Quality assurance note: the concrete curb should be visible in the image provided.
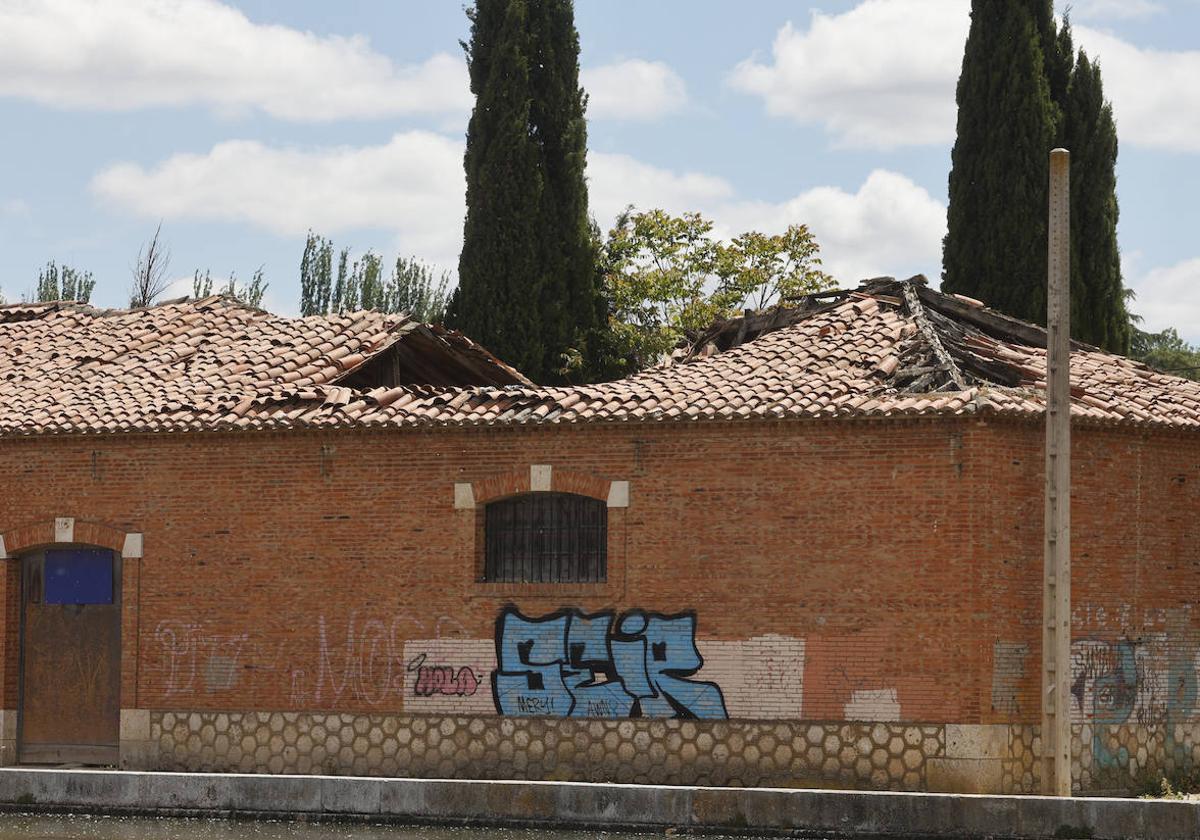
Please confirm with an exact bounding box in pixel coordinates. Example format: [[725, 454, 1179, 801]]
[[0, 768, 1196, 838]]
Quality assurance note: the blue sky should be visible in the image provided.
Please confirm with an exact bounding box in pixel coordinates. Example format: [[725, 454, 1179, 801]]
[[1, 0, 1198, 339]]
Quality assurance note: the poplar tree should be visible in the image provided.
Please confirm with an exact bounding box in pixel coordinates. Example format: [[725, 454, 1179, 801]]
[[1064, 49, 1128, 352], [36, 261, 95, 303], [942, 0, 1057, 325], [449, 0, 602, 383]]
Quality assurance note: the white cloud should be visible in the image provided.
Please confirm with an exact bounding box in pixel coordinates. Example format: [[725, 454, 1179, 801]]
[[588, 153, 734, 223], [730, 0, 1200, 155], [0, 199, 30, 220], [721, 170, 946, 283], [728, 0, 969, 148], [91, 133, 467, 270], [0, 0, 469, 121], [1069, 0, 1163, 21], [1073, 25, 1200, 153], [582, 59, 687, 121], [93, 131, 942, 289], [1127, 257, 1200, 341]]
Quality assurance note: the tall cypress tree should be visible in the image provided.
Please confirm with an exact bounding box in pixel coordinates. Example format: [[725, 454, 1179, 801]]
[[526, 0, 603, 381], [449, 0, 602, 383], [1064, 49, 1128, 352], [943, 0, 1058, 325], [450, 0, 546, 379], [944, 3, 1129, 353]]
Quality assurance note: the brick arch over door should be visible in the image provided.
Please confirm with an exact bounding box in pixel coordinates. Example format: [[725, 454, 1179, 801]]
[[0, 517, 141, 559], [470, 466, 613, 506]]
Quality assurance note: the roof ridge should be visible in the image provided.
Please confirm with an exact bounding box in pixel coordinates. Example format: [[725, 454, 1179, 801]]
[[901, 280, 966, 390]]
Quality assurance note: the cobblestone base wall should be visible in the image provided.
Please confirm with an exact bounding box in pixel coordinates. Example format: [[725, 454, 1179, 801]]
[[146, 712, 945, 790], [965, 723, 1200, 795], [141, 713, 1200, 795], [1074, 722, 1200, 794]]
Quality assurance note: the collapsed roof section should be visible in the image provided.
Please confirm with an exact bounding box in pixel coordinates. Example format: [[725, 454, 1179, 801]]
[[1, 279, 1198, 436], [0, 295, 528, 436]]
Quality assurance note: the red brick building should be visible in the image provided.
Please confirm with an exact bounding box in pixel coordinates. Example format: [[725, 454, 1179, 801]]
[[1, 278, 1196, 794]]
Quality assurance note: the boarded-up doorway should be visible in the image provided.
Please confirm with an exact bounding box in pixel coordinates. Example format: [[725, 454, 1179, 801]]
[[19, 548, 121, 764]]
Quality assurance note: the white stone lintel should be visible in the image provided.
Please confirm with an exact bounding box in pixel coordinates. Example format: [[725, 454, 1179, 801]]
[[453, 482, 476, 510], [607, 480, 630, 508], [54, 517, 74, 543], [530, 464, 552, 492], [122, 533, 144, 559]]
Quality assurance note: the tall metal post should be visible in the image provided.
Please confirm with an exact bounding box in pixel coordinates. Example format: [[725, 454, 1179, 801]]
[[1042, 148, 1072, 797]]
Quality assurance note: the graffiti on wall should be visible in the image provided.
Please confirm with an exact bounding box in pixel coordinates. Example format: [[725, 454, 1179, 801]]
[[493, 607, 728, 719], [155, 621, 250, 697], [1071, 635, 1200, 769], [401, 638, 497, 714], [407, 653, 481, 697], [154, 612, 471, 706]]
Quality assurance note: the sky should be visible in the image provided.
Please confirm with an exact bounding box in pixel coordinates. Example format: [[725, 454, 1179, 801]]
[[1, 0, 1198, 340]]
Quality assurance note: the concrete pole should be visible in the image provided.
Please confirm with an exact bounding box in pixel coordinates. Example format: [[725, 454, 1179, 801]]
[[1042, 148, 1072, 797]]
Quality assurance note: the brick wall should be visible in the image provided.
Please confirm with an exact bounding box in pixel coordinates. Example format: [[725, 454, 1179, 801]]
[[0, 417, 1196, 792]]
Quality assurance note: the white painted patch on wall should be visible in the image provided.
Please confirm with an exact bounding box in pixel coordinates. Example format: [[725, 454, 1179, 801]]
[[54, 517, 74, 543], [845, 688, 901, 722], [698, 634, 806, 720], [401, 638, 496, 715]]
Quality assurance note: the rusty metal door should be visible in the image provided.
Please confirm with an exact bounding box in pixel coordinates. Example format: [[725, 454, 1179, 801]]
[[19, 548, 121, 764]]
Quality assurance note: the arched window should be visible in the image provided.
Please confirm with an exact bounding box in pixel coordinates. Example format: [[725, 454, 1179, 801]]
[[484, 492, 607, 583]]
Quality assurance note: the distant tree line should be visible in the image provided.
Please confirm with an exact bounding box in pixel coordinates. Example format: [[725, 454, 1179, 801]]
[[299, 232, 450, 323]]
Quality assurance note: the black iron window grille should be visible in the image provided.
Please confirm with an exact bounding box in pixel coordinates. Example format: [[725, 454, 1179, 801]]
[[484, 492, 607, 583]]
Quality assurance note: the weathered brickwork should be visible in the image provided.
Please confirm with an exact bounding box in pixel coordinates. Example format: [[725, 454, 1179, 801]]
[[0, 418, 1197, 794]]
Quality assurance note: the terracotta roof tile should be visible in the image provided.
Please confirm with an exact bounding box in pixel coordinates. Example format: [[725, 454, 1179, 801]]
[[3, 279, 1199, 436]]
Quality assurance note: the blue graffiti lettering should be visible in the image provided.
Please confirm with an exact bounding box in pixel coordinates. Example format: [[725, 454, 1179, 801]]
[[492, 607, 727, 720]]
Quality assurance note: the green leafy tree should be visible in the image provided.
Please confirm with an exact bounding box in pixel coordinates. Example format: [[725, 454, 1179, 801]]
[[36, 260, 95, 302], [193, 267, 268, 308], [1064, 45, 1128, 352], [943, 0, 1058, 325], [1130, 327, 1200, 382], [449, 0, 603, 384], [593, 208, 834, 375]]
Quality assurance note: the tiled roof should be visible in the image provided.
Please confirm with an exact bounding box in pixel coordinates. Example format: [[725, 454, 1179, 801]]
[[0, 295, 527, 436], [3, 279, 1199, 436]]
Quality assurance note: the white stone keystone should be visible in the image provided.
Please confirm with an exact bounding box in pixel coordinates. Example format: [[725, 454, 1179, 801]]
[[0, 534, 6, 559], [530, 464, 552, 492], [54, 517, 74, 543]]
